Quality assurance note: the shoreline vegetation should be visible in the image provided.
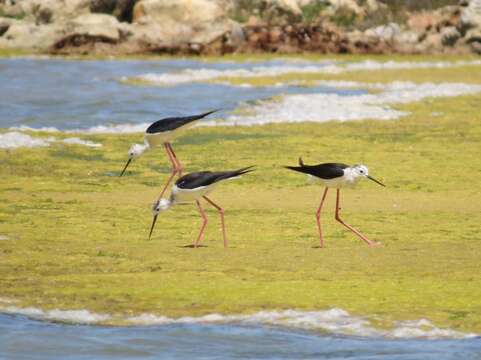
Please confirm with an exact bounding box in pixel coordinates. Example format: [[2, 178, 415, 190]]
[[1, 56, 481, 332]]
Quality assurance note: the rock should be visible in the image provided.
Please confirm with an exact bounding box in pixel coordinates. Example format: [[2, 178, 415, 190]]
[[465, 26, 481, 41], [133, 0, 225, 25], [346, 29, 364, 42], [268, 0, 303, 16], [469, 39, 481, 53], [364, 23, 400, 42], [0, 17, 18, 37], [90, 0, 137, 22], [230, 0, 305, 24], [66, 13, 122, 41], [394, 30, 419, 46], [0, 22, 64, 49], [441, 26, 461, 46], [51, 13, 128, 53], [89, 0, 117, 14], [464, 27, 481, 53], [129, 0, 241, 52], [418, 32, 443, 52], [0, 23, 8, 37], [365, 0, 383, 13], [461, 0, 481, 28], [17, 0, 91, 23], [0, 1, 26, 20], [325, 0, 365, 16], [407, 11, 442, 32]]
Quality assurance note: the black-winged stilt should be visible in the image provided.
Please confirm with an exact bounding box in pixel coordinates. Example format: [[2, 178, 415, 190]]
[[149, 166, 254, 248], [285, 158, 385, 248], [119, 110, 218, 198]]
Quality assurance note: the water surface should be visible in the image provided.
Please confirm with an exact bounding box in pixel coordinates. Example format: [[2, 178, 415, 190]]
[[0, 58, 361, 131], [1, 314, 480, 360]]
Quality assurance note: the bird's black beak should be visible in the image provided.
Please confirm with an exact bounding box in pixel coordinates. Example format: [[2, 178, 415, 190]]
[[119, 158, 132, 177], [149, 214, 158, 240], [367, 175, 385, 187]]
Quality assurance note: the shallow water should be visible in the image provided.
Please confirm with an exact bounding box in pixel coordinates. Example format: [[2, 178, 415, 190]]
[[1, 314, 480, 360], [0, 58, 362, 131], [2, 58, 481, 134]]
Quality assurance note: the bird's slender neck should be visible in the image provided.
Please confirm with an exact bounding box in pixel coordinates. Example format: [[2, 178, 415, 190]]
[[139, 141, 150, 153]]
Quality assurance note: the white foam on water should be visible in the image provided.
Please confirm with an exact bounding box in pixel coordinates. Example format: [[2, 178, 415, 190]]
[[8, 81, 481, 133], [60, 137, 102, 148], [0, 131, 102, 149], [124, 63, 335, 86], [0, 131, 50, 149], [9, 125, 61, 133], [391, 319, 477, 339], [224, 82, 481, 126], [127, 309, 476, 339], [0, 304, 476, 339], [126, 60, 481, 86], [1, 306, 110, 324], [10, 123, 150, 135], [75, 123, 150, 134]]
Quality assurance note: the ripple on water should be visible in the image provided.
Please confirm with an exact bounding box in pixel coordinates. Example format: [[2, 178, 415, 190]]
[[0, 303, 477, 340], [3, 58, 481, 133], [0, 312, 480, 360]]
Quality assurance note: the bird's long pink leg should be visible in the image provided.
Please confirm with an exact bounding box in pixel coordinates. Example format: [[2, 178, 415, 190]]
[[195, 200, 208, 248], [316, 187, 329, 248], [156, 143, 178, 202], [167, 143, 183, 177], [334, 189, 380, 247], [203, 196, 227, 248]]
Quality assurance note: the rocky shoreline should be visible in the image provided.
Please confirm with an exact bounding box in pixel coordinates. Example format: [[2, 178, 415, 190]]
[[1, 0, 481, 56]]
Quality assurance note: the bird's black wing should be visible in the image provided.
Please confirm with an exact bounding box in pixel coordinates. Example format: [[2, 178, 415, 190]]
[[146, 110, 218, 134], [175, 167, 254, 189], [285, 161, 348, 180]]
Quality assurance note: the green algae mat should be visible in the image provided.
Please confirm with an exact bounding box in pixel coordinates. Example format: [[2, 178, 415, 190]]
[[1, 60, 481, 332]]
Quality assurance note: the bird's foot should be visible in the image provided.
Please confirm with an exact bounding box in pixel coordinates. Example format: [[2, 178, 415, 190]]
[[368, 241, 382, 248]]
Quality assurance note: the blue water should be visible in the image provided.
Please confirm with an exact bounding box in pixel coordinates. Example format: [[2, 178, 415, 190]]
[[0, 314, 480, 360], [0, 58, 363, 131]]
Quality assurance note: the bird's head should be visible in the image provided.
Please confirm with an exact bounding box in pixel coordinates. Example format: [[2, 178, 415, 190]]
[[148, 198, 172, 240], [120, 143, 148, 177], [352, 164, 385, 187], [128, 143, 147, 159]]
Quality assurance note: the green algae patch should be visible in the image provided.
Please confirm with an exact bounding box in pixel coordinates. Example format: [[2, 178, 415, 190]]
[[0, 48, 34, 58], [218, 61, 481, 87], [1, 78, 481, 333]]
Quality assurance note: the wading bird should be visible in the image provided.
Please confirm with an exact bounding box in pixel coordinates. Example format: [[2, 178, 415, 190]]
[[285, 158, 385, 248], [120, 110, 218, 199], [149, 167, 254, 248]]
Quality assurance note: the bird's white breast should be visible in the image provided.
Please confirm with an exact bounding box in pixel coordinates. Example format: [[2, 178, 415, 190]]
[[311, 168, 360, 188], [171, 184, 216, 203], [145, 131, 173, 147], [144, 123, 196, 148]]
